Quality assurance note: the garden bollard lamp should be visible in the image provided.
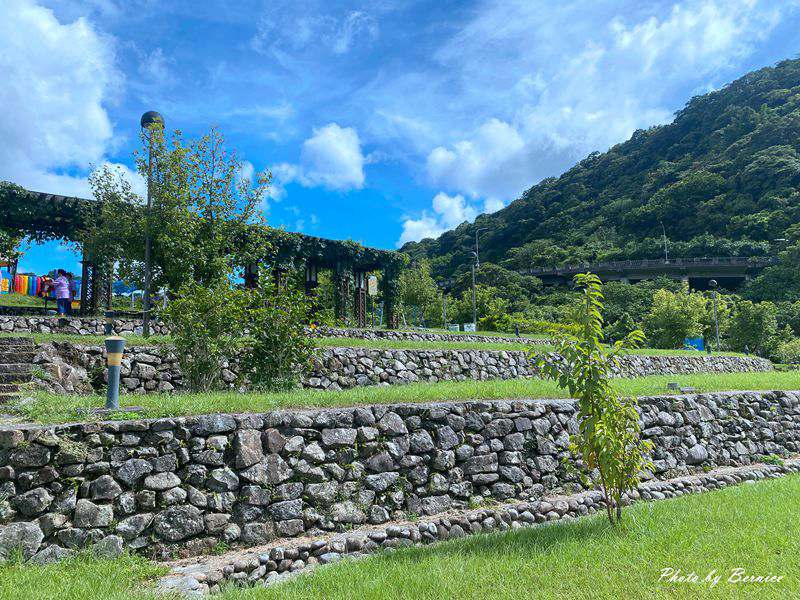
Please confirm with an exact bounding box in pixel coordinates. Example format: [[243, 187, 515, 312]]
[[104, 310, 115, 336], [105, 336, 126, 410]]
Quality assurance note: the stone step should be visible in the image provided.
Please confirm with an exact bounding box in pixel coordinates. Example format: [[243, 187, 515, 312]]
[[0, 372, 33, 384], [0, 350, 36, 363], [156, 459, 800, 596], [0, 337, 35, 348], [0, 363, 33, 373], [0, 383, 21, 393]]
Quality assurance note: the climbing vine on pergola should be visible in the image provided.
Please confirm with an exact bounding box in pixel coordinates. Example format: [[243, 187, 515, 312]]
[[0, 181, 407, 326]]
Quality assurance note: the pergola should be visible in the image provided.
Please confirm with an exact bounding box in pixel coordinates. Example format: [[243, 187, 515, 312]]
[[0, 182, 405, 327]]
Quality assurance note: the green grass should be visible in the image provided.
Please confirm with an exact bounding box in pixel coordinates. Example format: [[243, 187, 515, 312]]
[[1, 473, 798, 599], [0, 292, 140, 311], [0, 552, 165, 600], [12, 370, 800, 424], [0, 293, 47, 308]]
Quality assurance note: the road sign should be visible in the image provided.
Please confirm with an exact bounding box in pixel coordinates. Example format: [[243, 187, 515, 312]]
[[368, 275, 378, 296]]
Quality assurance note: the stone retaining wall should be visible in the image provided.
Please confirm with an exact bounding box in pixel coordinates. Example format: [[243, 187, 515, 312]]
[[308, 326, 541, 345], [0, 316, 170, 337], [32, 342, 773, 395], [0, 390, 798, 562], [0, 315, 537, 344], [159, 460, 800, 595]]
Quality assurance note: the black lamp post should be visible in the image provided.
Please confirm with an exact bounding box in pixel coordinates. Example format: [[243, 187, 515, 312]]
[[471, 251, 478, 329], [140, 111, 164, 338], [709, 279, 720, 352]]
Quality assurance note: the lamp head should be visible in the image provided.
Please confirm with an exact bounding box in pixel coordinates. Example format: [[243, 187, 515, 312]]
[[140, 111, 165, 129], [709, 279, 718, 289]]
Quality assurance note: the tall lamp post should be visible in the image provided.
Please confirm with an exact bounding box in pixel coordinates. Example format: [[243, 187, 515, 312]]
[[709, 279, 720, 352], [471, 251, 478, 329], [140, 111, 165, 338]]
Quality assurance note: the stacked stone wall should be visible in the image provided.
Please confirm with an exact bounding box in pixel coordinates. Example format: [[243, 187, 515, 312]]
[[0, 390, 797, 561], [30, 342, 773, 395]]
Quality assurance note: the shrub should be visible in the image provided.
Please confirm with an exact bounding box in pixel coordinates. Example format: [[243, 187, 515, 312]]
[[774, 337, 800, 364], [243, 280, 317, 391], [534, 273, 653, 526], [162, 280, 249, 392]]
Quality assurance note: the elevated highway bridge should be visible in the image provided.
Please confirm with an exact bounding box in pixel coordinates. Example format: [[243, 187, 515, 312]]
[[520, 256, 776, 290]]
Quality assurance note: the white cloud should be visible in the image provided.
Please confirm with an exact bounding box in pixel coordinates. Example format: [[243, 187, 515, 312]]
[[431, 192, 477, 229], [138, 47, 171, 82], [270, 123, 366, 198], [397, 213, 444, 247], [0, 0, 119, 196], [251, 9, 378, 56], [332, 11, 378, 55], [237, 160, 255, 185], [397, 192, 477, 246]]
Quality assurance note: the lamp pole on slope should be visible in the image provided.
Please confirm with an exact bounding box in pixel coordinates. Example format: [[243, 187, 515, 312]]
[[140, 111, 165, 338]]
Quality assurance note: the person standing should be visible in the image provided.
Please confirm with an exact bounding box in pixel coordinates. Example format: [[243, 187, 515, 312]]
[[53, 269, 71, 316]]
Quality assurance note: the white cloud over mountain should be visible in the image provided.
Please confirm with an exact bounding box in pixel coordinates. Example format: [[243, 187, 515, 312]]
[[395, 0, 797, 244], [397, 192, 476, 247]]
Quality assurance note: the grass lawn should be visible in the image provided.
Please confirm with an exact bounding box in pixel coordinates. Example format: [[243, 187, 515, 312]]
[[0, 292, 140, 311], [1, 472, 798, 599], [13, 370, 800, 424]]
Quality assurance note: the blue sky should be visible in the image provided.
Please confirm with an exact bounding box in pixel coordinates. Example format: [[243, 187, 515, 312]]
[[3, 0, 800, 275]]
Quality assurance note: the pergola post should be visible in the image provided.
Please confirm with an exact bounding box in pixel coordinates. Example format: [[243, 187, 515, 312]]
[[333, 262, 354, 323], [79, 255, 90, 316], [354, 270, 367, 328], [244, 263, 259, 289]]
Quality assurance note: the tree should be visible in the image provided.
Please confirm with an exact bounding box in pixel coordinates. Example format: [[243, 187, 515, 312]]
[[0, 229, 23, 265], [534, 273, 652, 526], [644, 287, 708, 348], [727, 300, 778, 355], [80, 126, 272, 295], [399, 259, 439, 326]]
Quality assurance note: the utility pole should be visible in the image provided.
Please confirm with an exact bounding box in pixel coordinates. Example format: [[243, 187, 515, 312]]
[[659, 219, 669, 264], [475, 227, 488, 267], [709, 279, 720, 352], [140, 111, 164, 338]]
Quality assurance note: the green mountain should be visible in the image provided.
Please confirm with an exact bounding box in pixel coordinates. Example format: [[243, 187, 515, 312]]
[[402, 59, 800, 285]]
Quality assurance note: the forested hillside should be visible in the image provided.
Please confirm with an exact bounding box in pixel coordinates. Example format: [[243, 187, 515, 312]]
[[402, 58, 800, 294]]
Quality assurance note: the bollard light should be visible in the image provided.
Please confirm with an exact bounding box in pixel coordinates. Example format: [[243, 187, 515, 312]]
[[104, 310, 115, 336], [105, 336, 126, 410]]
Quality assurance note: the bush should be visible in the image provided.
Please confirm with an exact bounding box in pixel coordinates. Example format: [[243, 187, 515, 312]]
[[243, 280, 316, 391], [774, 338, 800, 364], [162, 281, 249, 392]]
